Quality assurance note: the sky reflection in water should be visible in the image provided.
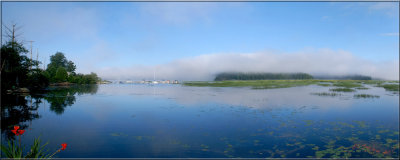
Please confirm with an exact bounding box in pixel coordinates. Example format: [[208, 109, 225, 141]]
[[1, 84, 399, 158]]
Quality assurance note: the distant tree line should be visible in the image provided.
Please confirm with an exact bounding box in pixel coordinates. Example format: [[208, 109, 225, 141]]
[[313, 75, 372, 80], [214, 72, 314, 81], [1, 24, 100, 92]]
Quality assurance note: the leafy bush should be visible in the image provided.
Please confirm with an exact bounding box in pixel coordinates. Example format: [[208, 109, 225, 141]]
[[68, 72, 100, 84], [26, 69, 50, 89], [55, 67, 68, 82]]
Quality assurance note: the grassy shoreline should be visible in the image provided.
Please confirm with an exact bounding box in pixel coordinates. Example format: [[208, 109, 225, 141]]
[[183, 80, 399, 91]]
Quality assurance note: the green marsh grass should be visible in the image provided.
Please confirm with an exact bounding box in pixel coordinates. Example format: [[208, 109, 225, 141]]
[[378, 84, 399, 92], [354, 94, 380, 99], [332, 81, 363, 88], [310, 92, 342, 97], [359, 80, 384, 85], [329, 88, 355, 92], [183, 80, 398, 92], [183, 80, 319, 89], [318, 83, 331, 87]]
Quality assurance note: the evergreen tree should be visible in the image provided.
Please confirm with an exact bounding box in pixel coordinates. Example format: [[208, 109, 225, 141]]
[[1, 25, 31, 91]]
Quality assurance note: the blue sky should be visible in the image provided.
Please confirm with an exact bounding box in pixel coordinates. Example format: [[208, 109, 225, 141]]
[[2, 2, 399, 80]]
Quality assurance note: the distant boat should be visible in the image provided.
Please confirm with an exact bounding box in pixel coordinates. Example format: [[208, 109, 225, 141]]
[[152, 67, 158, 84]]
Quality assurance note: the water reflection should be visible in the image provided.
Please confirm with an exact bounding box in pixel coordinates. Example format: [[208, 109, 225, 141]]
[[92, 84, 398, 158], [98, 84, 391, 108], [44, 85, 98, 114], [1, 85, 98, 139], [1, 84, 398, 158], [1, 94, 40, 140]]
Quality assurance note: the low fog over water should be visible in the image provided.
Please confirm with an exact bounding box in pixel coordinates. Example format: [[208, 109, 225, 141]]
[[98, 49, 399, 81]]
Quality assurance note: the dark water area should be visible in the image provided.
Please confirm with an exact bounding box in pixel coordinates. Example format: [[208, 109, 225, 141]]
[[1, 84, 399, 158]]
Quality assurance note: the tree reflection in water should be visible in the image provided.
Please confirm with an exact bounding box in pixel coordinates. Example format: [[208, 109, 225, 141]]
[[1, 84, 98, 140], [1, 94, 40, 140]]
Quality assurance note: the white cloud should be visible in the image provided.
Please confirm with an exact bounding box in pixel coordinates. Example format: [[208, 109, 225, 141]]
[[139, 2, 219, 26], [381, 32, 400, 36], [369, 2, 398, 10], [334, 2, 398, 17], [73, 40, 122, 74], [3, 6, 100, 43], [369, 2, 399, 16], [321, 16, 330, 21], [96, 49, 399, 81]]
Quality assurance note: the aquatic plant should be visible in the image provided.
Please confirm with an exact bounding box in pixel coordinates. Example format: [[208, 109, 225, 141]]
[[351, 144, 393, 157], [183, 80, 398, 92], [332, 82, 362, 88], [360, 80, 384, 85], [0, 125, 67, 159], [214, 72, 314, 81], [184, 80, 320, 89], [310, 92, 341, 97], [317, 83, 331, 87], [354, 94, 380, 99], [355, 87, 369, 90], [10, 126, 25, 149], [378, 84, 399, 92], [48, 143, 68, 158], [329, 88, 355, 92]]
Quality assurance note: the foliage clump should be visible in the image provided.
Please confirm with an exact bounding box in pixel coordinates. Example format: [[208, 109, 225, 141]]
[[329, 88, 355, 92], [354, 94, 380, 99], [55, 67, 68, 82], [311, 92, 341, 97], [378, 84, 399, 92], [46, 52, 99, 84], [1, 24, 101, 93]]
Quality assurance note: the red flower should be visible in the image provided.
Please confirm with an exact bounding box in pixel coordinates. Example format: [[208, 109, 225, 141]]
[[61, 143, 67, 150], [18, 130, 25, 135], [11, 126, 24, 136], [14, 126, 20, 130], [11, 129, 18, 135]]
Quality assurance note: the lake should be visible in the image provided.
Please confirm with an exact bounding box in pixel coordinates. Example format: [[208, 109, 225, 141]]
[[1, 83, 399, 158]]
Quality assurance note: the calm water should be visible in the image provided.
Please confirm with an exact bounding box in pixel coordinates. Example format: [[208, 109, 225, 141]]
[[1, 83, 399, 158]]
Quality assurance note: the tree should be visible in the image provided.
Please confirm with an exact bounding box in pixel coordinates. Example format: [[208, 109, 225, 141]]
[[66, 60, 76, 75], [49, 52, 67, 68], [46, 52, 76, 81], [86, 72, 100, 84], [26, 69, 50, 89], [1, 24, 31, 91], [68, 72, 100, 84], [55, 67, 68, 82]]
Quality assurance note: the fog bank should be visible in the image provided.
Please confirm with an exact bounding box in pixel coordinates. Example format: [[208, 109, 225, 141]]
[[97, 49, 399, 81]]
